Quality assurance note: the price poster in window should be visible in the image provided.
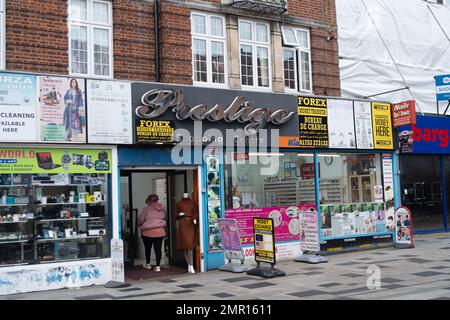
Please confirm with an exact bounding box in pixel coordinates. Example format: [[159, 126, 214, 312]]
[[297, 96, 328, 148]]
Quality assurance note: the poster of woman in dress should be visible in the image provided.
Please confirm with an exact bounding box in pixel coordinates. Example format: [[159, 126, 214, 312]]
[[39, 76, 86, 142]]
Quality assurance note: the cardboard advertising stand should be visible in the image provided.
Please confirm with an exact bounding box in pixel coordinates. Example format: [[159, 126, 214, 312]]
[[105, 239, 131, 288], [295, 205, 328, 264], [246, 218, 286, 278], [394, 206, 414, 249], [217, 218, 251, 273]]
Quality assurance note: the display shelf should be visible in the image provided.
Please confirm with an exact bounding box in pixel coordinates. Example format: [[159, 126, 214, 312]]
[[0, 204, 29, 207], [0, 239, 29, 244], [35, 236, 101, 242], [36, 201, 105, 206], [0, 262, 28, 268], [37, 217, 100, 222], [0, 185, 29, 188], [32, 184, 105, 187], [0, 220, 30, 224]]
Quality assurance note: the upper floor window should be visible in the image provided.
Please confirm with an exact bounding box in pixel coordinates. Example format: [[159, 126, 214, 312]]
[[239, 19, 271, 89], [68, 0, 113, 78], [191, 12, 227, 86], [0, 0, 4, 70], [282, 27, 312, 92]]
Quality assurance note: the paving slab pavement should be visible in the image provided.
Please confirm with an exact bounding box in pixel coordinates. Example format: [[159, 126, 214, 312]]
[[1, 233, 450, 300]]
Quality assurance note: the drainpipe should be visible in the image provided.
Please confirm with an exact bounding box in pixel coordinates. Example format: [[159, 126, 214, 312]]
[[154, 0, 160, 82]]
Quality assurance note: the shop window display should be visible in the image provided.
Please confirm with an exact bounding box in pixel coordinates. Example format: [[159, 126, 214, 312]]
[[225, 153, 315, 209], [318, 153, 389, 239], [0, 150, 111, 267], [224, 153, 315, 247]]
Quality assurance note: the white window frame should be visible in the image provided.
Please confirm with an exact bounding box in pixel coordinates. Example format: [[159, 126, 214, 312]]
[[191, 12, 228, 88], [283, 47, 298, 93], [282, 26, 313, 93], [0, 0, 5, 70], [68, 0, 113, 78], [238, 19, 272, 91]]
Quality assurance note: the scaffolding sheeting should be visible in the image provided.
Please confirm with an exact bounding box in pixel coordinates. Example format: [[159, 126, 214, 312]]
[[336, 0, 450, 114]]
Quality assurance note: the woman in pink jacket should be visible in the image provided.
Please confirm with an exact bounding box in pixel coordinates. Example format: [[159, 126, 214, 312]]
[[137, 194, 166, 272]]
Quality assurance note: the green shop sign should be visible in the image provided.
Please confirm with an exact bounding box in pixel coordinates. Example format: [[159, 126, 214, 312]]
[[0, 148, 112, 174]]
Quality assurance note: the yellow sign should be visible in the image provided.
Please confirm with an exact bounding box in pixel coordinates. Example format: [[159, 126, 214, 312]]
[[135, 119, 174, 144], [372, 102, 393, 149], [253, 218, 275, 264], [297, 96, 329, 148]]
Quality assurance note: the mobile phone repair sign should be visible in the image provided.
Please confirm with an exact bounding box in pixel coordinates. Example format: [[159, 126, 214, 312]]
[[435, 74, 450, 101], [253, 217, 276, 264]]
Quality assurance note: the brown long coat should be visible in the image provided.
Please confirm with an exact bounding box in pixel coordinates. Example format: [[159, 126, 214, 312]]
[[172, 198, 198, 250]]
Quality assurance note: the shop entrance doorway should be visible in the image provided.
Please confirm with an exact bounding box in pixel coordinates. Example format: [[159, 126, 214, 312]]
[[120, 167, 199, 279]]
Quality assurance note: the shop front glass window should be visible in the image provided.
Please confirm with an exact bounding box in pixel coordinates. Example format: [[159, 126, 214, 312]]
[[318, 153, 387, 239], [0, 149, 111, 267], [225, 153, 315, 209], [224, 152, 315, 247], [401, 155, 444, 231]]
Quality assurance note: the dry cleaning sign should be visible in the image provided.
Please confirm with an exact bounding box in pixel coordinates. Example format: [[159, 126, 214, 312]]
[[0, 73, 37, 142]]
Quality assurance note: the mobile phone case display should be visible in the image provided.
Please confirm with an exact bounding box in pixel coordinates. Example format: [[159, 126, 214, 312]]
[[206, 154, 223, 251], [0, 173, 109, 266]]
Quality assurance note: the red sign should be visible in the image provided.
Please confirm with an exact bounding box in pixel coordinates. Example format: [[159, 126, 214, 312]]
[[392, 100, 416, 127], [300, 163, 320, 179]]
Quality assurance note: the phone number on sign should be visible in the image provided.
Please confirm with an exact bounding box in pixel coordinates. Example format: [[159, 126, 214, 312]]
[[298, 139, 328, 147]]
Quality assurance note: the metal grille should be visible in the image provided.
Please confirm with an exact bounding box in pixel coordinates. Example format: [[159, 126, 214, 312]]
[[231, 0, 288, 14]]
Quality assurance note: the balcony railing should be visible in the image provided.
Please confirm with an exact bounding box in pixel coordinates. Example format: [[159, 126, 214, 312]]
[[230, 0, 287, 14]]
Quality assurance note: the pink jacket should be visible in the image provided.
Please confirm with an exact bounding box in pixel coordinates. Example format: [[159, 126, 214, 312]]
[[138, 203, 167, 235]]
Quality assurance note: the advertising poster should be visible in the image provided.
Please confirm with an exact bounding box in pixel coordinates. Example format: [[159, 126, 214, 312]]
[[297, 96, 328, 148], [135, 119, 174, 144], [321, 202, 387, 238], [398, 129, 413, 153], [394, 206, 413, 246], [225, 205, 304, 245], [354, 100, 374, 149], [372, 102, 393, 149], [382, 154, 395, 231], [206, 153, 223, 251], [392, 100, 416, 127], [111, 239, 125, 283], [327, 99, 356, 149], [298, 204, 320, 252], [87, 80, 132, 144], [0, 72, 37, 142], [253, 217, 275, 264], [0, 148, 112, 174], [39, 76, 86, 143], [218, 218, 244, 262]]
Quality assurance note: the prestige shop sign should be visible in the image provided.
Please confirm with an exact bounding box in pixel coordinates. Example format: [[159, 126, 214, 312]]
[[135, 89, 295, 135]]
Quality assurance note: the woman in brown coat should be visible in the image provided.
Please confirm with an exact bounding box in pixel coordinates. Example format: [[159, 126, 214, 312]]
[[173, 193, 198, 273]]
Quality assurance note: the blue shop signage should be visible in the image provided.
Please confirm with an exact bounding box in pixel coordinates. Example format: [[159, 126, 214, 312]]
[[435, 74, 450, 101], [398, 115, 450, 154]]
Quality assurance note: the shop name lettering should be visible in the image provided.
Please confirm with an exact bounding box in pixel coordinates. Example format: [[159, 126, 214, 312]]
[[135, 89, 295, 135], [413, 125, 450, 147], [0, 75, 33, 85], [0, 150, 35, 158]]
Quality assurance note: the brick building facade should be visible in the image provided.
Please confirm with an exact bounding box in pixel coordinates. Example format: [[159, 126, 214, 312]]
[[3, 0, 340, 96]]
